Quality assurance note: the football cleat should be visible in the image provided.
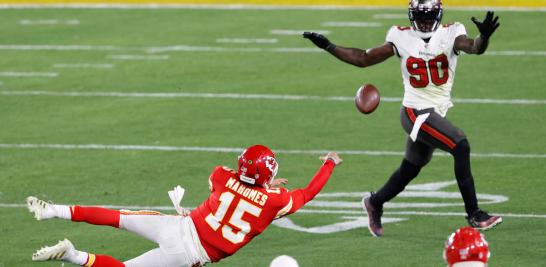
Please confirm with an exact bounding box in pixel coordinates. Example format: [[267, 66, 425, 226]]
[[466, 209, 502, 230], [26, 196, 56, 220], [32, 239, 74, 262], [362, 192, 384, 237]]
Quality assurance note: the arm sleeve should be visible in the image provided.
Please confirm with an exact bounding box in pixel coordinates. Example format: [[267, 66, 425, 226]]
[[208, 166, 223, 192], [385, 26, 400, 57], [284, 160, 336, 215], [385, 26, 397, 43], [454, 22, 467, 38]]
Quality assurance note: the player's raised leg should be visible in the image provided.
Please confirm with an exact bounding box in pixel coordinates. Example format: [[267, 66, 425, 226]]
[[27, 196, 121, 227], [363, 138, 432, 237], [32, 239, 124, 267]]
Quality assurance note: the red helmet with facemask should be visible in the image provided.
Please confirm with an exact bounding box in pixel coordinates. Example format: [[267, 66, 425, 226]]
[[238, 145, 278, 188], [444, 226, 490, 267]]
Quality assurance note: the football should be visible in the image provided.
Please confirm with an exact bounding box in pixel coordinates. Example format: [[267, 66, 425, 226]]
[[355, 84, 380, 114]]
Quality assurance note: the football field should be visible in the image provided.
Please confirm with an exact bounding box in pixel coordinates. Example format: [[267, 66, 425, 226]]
[[0, 4, 545, 266]]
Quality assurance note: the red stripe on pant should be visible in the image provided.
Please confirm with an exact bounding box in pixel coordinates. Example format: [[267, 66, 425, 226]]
[[405, 108, 456, 149], [85, 254, 125, 267], [71, 206, 120, 228]]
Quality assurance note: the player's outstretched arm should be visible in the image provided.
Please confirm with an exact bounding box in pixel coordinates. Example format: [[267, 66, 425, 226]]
[[287, 152, 342, 213], [303, 32, 394, 67], [455, 11, 500, 55]]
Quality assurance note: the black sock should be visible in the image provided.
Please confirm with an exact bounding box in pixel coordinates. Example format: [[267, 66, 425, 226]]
[[371, 159, 421, 207], [452, 139, 479, 215]]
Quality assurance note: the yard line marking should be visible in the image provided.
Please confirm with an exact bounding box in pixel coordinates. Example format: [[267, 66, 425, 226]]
[[107, 54, 169, 60], [321, 21, 382, 27], [0, 44, 124, 51], [216, 38, 278, 44], [0, 72, 58, 77], [0, 4, 544, 12], [19, 19, 79, 25], [373, 14, 407, 19], [270, 29, 331, 35], [0, 44, 544, 56], [53, 63, 114, 69], [1, 90, 545, 105], [484, 50, 546, 56], [1, 203, 544, 218], [0, 143, 544, 159]]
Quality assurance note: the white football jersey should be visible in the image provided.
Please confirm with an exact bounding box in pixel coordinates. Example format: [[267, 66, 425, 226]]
[[386, 23, 467, 116]]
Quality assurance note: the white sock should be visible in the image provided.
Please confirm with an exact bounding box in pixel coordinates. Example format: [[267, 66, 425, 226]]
[[52, 205, 72, 220], [63, 248, 88, 266]]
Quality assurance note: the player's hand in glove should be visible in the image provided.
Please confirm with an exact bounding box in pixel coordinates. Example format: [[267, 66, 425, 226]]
[[320, 152, 343, 166], [303, 32, 336, 51], [471, 11, 500, 39]]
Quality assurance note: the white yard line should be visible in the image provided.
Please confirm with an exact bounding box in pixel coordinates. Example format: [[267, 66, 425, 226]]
[[0, 4, 544, 12], [373, 14, 407, 19], [1, 90, 544, 105], [107, 54, 169, 60], [216, 38, 278, 44], [1, 203, 545, 218], [484, 51, 546, 56], [0, 143, 544, 159], [0, 44, 124, 51], [53, 63, 113, 69], [0, 72, 58, 77], [321, 21, 382, 27], [19, 19, 79, 25], [0, 44, 544, 56], [270, 29, 331, 35]]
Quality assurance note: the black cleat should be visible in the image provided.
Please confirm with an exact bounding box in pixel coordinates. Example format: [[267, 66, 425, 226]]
[[362, 192, 384, 237], [467, 209, 503, 230]]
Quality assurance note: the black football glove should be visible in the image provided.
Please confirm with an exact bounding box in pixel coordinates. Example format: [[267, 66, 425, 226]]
[[303, 31, 336, 51], [471, 11, 500, 39]]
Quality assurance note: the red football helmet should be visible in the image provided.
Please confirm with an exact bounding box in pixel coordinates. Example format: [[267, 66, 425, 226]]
[[444, 226, 490, 267], [238, 145, 278, 188]]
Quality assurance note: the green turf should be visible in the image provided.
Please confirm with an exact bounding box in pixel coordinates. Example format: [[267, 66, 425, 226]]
[[0, 6, 545, 267]]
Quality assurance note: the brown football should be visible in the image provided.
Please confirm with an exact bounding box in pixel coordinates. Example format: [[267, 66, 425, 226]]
[[355, 84, 380, 114]]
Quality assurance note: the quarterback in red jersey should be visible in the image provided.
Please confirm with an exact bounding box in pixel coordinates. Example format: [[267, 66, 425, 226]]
[[27, 145, 342, 267]]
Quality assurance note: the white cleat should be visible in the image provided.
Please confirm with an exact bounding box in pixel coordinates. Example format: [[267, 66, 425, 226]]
[[32, 239, 74, 262], [26, 196, 56, 220]]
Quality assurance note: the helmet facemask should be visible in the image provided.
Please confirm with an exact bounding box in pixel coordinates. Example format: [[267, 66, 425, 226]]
[[408, 0, 443, 39]]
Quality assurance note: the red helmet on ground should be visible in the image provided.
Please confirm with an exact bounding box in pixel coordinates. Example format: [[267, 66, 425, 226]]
[[444, 226, 490, 267], [238, 145, 278, 188]]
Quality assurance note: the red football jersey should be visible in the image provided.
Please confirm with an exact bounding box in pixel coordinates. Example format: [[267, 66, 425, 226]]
[[190, 161, 335, 262]]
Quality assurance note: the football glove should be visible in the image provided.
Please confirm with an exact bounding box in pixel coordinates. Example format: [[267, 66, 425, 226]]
[[471, 11, 500, 39], [303, 32, 336, 51]]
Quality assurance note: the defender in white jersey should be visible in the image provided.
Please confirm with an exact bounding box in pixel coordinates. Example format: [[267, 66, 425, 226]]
[[304, 0, 502, 236]]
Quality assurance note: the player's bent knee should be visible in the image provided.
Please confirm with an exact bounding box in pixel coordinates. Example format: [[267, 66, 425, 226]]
[[400, 159, 422, 178], [452, 139, 471, 156]]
